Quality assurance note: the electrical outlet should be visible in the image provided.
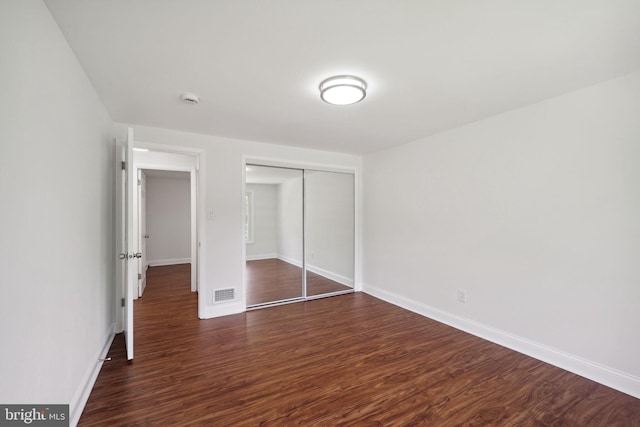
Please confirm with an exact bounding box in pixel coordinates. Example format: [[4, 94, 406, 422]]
[[457, 289, 467, 303]]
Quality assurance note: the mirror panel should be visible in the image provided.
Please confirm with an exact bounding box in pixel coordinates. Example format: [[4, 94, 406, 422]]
[[304, 170, 355, 297], [245, 165, 304, 306]]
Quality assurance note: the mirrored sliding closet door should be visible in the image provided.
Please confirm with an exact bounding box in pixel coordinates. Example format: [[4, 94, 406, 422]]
[[245, 165, 304, 306], [304, 170, 355, 298], [245, 165, 355, 308]]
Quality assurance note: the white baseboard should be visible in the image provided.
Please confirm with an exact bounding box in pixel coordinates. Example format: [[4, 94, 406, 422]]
[[363, 284, 640, 400], [306, 264, 353, 287], [199, 301, 245, 319], [140, 276, 147, 296], [277, 255, 302, 268], [69, 323, 115, 427], [246, 253, 277, 261], [148, 258, 190, 267]]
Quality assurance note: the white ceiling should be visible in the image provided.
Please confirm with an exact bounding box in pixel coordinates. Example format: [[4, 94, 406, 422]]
[[44, 0, 640, 154]]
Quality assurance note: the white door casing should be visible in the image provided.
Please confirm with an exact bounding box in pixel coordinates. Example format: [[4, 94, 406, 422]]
[[119, 138, 206, 320], [133, 151, 199, 292]]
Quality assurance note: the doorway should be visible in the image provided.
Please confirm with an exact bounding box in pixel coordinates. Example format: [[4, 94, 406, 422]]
[[137, 169, 192, 298], [116, 132, 205, 361], [133, 150, 199, 295]]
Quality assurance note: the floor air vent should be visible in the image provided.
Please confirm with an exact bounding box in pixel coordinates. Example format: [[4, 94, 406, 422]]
[[214, 288, 235, 303]]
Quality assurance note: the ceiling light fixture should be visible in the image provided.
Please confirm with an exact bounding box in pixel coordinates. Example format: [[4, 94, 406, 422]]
[[319, 75, 367, 105]]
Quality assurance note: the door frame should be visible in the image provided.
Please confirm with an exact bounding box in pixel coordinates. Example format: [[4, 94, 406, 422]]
[[115, 140, 206, 334], [242, 155, 361, 310], [134, 163, 198, 293]]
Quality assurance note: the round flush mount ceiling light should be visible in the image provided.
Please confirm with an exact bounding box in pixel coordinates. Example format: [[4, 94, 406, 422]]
[[180, 92, 200, 105], [319, 75, 367, 105]]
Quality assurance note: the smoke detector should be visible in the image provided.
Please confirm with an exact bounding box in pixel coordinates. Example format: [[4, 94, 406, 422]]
[[180, 92, 200, 105]]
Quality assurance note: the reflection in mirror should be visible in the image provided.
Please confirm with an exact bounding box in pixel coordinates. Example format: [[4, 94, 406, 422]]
[[245, 165, 304, 306], [305, 170, 355, 297]]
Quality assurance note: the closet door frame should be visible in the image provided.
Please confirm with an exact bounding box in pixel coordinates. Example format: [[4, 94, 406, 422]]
[[243, 157, 359, 311]]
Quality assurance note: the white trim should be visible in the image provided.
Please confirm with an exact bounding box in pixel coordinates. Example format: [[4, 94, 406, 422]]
[[190, 169, 197, 292], [116, 140, 207, 318], [363, 284, 640, 400], [306, 264, 353, 287], [147, 258, 191, 267], [244, 155, 358, 176], [69, 324, 115, 427], [133, 148, 200, 293], [134, 141, 204, 157], [246, 253, 278, 261], [277, 254, 302, 268], [199, 301, 245, 319], [140, 274, 147, 297]]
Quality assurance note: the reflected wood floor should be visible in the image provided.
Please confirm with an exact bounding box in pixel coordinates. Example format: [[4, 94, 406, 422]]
[[79, 264, 640, 426], [246, 258, 351, 306]]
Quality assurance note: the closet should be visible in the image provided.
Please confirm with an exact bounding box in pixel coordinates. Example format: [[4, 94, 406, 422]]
[[245, 164, 355, 307]]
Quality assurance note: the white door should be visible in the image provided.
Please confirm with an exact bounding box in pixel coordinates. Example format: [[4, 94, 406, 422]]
[[139, 170, 147, 297], [116, 127, 136, 361]]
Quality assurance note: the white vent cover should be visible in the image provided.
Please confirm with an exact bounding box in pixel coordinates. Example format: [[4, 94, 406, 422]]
[[214, 288, 235, 303]]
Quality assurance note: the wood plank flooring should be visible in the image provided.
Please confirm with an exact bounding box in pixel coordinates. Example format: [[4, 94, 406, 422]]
[[79, 264, 640, 426], [246, 258, 351, 306]]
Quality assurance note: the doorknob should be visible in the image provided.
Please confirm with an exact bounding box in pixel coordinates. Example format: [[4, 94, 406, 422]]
[[128, 253, 142, 259], [119, 253, 127, 260], [144, 234, 150, 239]]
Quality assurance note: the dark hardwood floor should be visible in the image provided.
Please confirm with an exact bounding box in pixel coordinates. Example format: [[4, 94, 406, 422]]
[[246, 258, 351, 306], [79, 264, 640, 426]]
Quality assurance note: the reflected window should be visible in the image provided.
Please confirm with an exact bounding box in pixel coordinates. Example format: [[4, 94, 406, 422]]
[[245, 191, 254, 243]]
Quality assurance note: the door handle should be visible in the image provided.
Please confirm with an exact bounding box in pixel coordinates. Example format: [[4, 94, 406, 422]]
[[144, 234, 150, 239], [119, 253, 127, 260]]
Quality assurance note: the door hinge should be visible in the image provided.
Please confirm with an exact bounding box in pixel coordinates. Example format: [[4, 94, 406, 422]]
[[121, 161, 126, 170], [121, 298, 125, 307], [138, 273, 142, 280]]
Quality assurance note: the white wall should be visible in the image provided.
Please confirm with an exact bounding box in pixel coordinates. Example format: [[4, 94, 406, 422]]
[[363, 71, 640, 397], [146, 175, 191, 265], [114, 123, 361, 318], [277, 176, 304, 266], [246, 184, 278, 259], [0, 0, 114, 423]]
